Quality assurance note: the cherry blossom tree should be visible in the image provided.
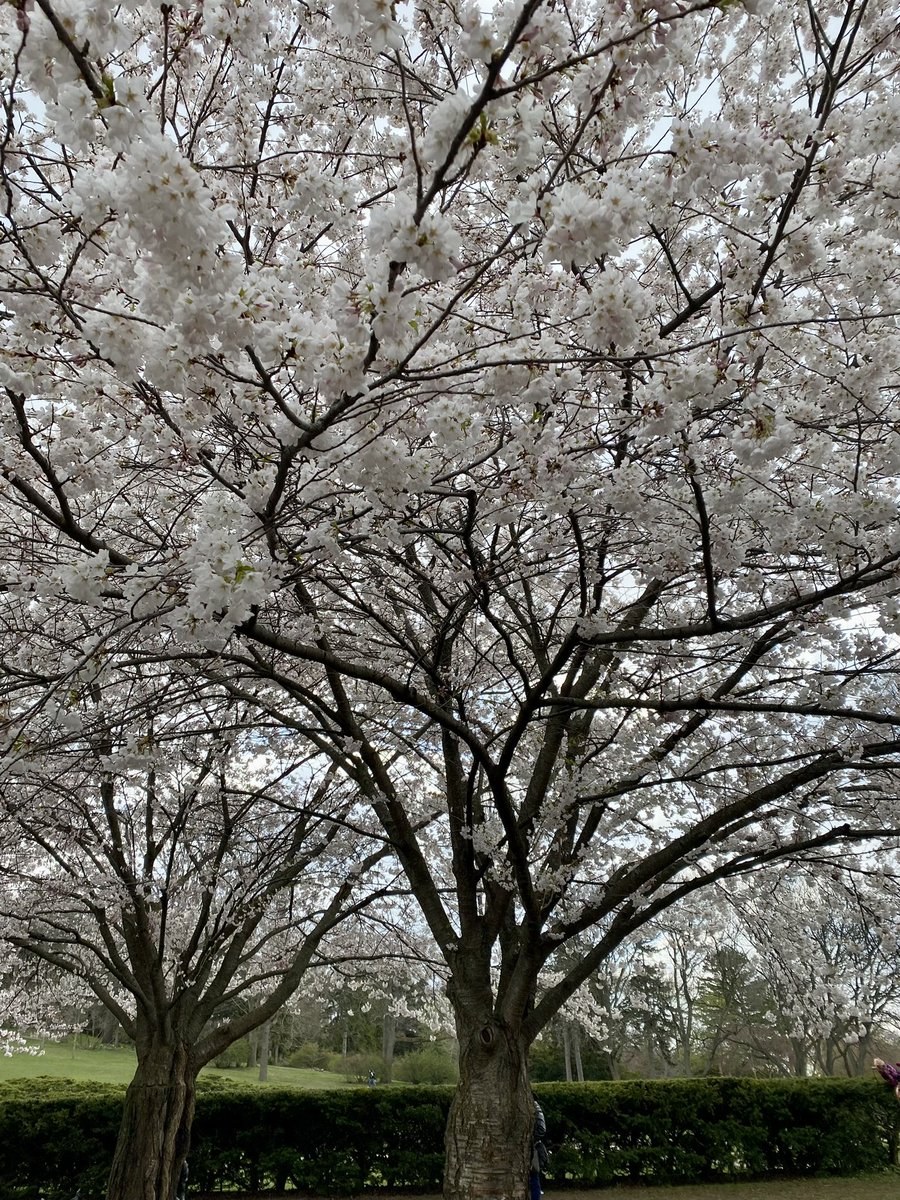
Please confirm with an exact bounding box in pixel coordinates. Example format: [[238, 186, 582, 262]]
[[0, 948, 82, 1056], [737, 870, 900, 1076], [3, 0, 900, 1199], [573, 939, 653, 1080], [595, 880, 900, 1079], [0, 671, 391, 1199]]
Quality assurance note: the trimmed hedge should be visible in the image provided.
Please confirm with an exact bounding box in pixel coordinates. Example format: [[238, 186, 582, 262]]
[[540, 1077, 900, 1186], [1, 1075, 898, 1198], [0, 1077, 124, 1200], [188, 1084, 449, 1195]]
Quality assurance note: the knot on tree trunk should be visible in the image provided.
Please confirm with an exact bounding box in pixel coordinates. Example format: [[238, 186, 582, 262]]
[[478, 1024, 497, 1050]]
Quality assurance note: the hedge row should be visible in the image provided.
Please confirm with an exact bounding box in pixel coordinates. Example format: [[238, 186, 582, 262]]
[[542, 1077, 900, 1185], [1, 1075, 898, 1198]]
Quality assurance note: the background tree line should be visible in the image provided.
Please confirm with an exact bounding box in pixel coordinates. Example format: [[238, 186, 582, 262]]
[[536, 873, 900, 1082], [19, 866, 897, 1089]]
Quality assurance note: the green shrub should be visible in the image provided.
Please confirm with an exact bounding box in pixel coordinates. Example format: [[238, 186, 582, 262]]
[[0, 1077, 124, 1199], [287, 1042, 332, 1070], [210, 1037, 250, 1069], [392, 1047, 458, 1085], [187, 1082, 449, 1194], [528, 1036, 613, 1081], [333, 1052, 383, 1083], [538, 1077, 896, 1187], [66, 1034, 104, 1053], [1, 1074, 898, 1197], [529, 1036, 566, 1081]]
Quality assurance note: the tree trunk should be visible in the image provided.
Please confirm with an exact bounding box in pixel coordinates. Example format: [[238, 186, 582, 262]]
[[852, 1028, 873, 1075], [821, 1037, 837, 1076], [572, 1024, 584, 1083], [105, 1038, 196, 1200], [790, 1037, 808, 1077], [562, 1023, 572, 1082], [382, 1011, 396, 1082], [444, 1017, 532, 1200], [258, 1019, 271, 1082]]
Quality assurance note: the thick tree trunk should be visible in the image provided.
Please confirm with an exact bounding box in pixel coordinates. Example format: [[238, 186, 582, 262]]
[[105, 1038, 196, 1200], [444, 1017, 532, 1200]]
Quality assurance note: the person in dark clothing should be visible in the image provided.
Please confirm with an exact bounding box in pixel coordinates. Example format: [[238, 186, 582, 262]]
[[529, 1097, 548, 1200]]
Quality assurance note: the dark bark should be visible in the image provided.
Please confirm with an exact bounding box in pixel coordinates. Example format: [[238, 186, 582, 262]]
[[105, 1038, 196, 1200], [850, 1029, 874, 1076], [444, 1015, 532, 1200], [790, 1037, 809, 1077], [382, 1011, 396, 1081], [258, 1019, 271, 1082]]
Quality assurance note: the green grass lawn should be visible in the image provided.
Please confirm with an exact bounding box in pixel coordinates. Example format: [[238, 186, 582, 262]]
[[222, 1177, 900, 1200], [339, 1180, 900, 1200], [584, 1178, 900, 1199], [0, 1039, 351, 1089], [203, 1062, 350, 1089]]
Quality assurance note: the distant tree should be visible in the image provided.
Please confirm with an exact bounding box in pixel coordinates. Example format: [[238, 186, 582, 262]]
[[652, 912, 717, 1077], [694, 943, 776, 1076], [740, 872, 900, 1078]]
